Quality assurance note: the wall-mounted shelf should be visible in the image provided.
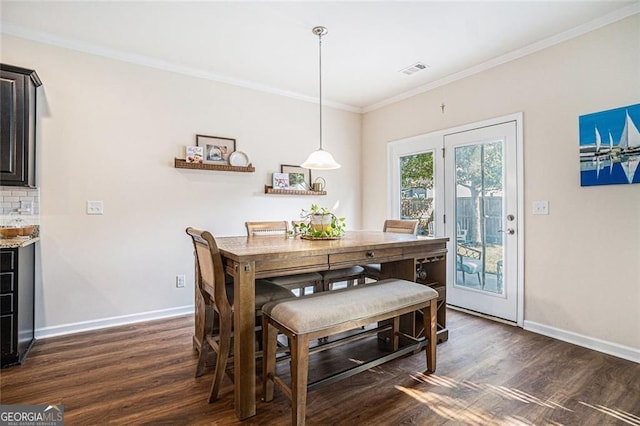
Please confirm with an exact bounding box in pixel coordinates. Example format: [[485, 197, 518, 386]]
[[264, 185, 326, 196], [174, 158, 255, 173]]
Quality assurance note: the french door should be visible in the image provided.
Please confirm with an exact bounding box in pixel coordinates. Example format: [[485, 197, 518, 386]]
[[444, 120, 520, 322], [388, 114, 523, 324]]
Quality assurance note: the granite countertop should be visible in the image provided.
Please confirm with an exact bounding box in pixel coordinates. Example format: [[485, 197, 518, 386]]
[[0, 236, 39, 248], [0, 225, 40, 248]]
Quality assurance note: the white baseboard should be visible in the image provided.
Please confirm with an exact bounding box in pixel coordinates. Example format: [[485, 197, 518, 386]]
[[523, 320, 640, 364], [35, 305, 194, 340]]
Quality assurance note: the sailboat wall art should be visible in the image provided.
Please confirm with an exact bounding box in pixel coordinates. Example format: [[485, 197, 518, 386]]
[[579, 103, 640, 187]]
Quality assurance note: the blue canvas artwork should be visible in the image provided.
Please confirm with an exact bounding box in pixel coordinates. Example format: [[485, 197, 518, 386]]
[[579, 103, 640, 186]]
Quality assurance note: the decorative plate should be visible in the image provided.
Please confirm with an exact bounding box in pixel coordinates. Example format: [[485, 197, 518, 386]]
[[229, 151, 249, 167]]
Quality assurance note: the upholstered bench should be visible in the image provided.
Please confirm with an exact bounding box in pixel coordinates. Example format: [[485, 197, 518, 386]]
[[261, 279, 438, 425]]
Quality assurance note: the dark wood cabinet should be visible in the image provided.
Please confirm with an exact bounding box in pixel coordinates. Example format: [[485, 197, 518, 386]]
[[0, 64, 42, 187], [1, 244, 35, 368]]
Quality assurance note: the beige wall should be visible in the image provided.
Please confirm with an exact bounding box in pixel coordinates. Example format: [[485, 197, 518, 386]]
[[1, 15, 638, 357], [1, 35, 361, 334], [362, 15, 640, 352]]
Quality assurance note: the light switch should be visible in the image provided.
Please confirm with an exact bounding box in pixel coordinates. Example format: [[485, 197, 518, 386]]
[[533, 200, 549, 215], [87, 200, 104, 215]]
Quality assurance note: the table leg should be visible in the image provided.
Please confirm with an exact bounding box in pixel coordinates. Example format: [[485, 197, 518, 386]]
[[234, 260, 256, 419]]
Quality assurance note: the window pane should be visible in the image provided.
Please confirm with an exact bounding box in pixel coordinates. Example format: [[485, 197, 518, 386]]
[[400, 152, 434, 236]]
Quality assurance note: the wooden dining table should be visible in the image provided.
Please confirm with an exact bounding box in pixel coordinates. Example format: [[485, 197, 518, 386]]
[[200, 230, 448, 420]]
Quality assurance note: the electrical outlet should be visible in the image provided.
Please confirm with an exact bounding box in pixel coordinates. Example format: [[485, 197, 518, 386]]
[[533, 200, 549, 215], [18, 200, 33, 215], [87, 200, 104, 215], [176, 275, 186, 288]]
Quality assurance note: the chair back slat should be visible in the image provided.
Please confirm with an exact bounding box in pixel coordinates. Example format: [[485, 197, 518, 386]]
[[383, 219, 419, 235], [245, 221, 288, 236], [186, 227, 232, 315]]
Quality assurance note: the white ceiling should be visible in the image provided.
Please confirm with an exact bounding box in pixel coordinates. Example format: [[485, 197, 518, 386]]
[[1, 1, 638, 112]]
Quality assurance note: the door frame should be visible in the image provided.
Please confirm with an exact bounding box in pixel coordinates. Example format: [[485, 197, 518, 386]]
[[388, 112, 524, 326]]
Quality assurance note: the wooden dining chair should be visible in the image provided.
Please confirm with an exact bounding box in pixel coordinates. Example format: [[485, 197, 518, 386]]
[[245, 221, 291, 236], [320, 266, 366, 291], [245, 221, 324, 295], [363, 219, 419, 281], [186, 227, 294, 402]]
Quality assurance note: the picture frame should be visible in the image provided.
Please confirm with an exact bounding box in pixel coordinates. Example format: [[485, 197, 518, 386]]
[[579, 103, 640, 186], [185, 146, 204, 163], [281, 164, 311, 191], [196, 134, 236, 164], [272, 172, 290, 189]]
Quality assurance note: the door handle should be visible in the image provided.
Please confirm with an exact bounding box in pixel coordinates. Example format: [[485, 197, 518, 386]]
[[499, 228, 515, 235]]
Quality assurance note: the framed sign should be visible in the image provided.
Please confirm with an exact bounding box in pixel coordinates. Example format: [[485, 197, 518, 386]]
[[185, 146, 204, 163], [272, 172, 289, 189]]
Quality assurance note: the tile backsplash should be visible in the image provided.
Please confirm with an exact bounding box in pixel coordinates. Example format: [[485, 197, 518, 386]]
[[0, 186, 40, 226]]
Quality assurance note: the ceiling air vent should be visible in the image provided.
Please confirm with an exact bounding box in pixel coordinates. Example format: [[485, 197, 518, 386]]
[[399, 62, 430, 76]]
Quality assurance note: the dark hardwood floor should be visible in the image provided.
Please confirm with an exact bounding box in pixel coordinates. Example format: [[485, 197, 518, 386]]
[[1, 309, 639, 425]]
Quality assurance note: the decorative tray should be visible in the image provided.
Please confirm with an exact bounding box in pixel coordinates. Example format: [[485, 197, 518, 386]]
[[300, 235, 343, 240]]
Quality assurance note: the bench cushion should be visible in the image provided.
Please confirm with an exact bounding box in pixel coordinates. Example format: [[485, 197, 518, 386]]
[[262, 279, 438, 334]]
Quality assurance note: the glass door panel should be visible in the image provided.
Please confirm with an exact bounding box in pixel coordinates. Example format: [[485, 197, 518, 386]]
[[454, 142, 504, 295]]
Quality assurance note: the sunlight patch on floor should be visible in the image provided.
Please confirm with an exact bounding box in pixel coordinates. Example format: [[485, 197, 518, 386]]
[[484, 384, 563, 409], [578, 401, 640, 425], [409, 372, 572, 411], [498, 416, 535, 426], [395, 386, 503, 425]]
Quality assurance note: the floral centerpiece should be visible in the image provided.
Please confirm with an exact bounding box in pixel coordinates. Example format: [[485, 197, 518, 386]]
[[294, 204, 346, 239]]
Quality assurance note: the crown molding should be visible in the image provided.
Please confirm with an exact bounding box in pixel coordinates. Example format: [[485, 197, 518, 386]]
[[3, 1, 637, 116], [363, 3, 640, 113], [0, 22, 362, 114]]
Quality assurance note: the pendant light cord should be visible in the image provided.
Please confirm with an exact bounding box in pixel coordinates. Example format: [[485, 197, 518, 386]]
[[318, 30, 323, 151], [301, 26, 340, 169]]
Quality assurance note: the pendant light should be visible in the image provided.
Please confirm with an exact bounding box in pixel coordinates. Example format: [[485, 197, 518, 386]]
[[301, 26, 341, 170]]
